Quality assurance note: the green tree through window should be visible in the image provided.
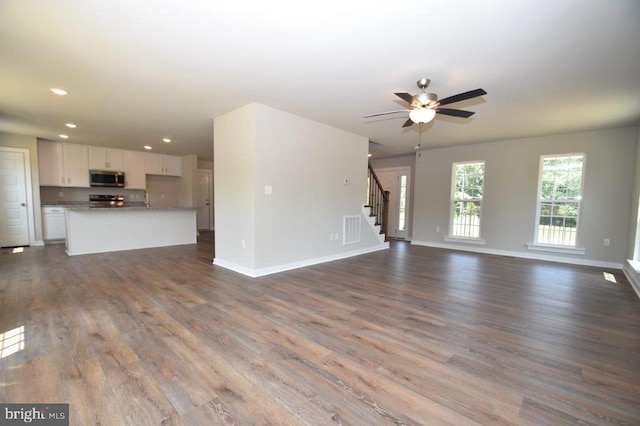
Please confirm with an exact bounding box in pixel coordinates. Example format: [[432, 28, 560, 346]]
[[536, 154, 584, 246], [451, 162, 484, 238]]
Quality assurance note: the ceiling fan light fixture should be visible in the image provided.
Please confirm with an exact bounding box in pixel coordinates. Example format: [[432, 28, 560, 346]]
[[409, 108, 436, 124]]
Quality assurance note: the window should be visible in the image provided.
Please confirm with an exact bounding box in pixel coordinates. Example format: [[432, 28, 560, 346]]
[[450, 161, 485, 238], [398, 174, 407, 232], [535, 154, 584, 247]]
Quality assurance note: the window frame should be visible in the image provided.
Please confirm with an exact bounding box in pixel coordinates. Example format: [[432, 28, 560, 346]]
[[448, 160, 485, 242], [532, 152, 586, 249]]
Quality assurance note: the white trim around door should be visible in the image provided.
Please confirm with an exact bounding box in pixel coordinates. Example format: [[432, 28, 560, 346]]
[[373, 166, 412, 240], [0, 146, 40, 246]]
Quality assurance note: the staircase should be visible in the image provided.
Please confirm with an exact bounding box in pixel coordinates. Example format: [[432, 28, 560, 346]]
[[365, 163, 389, 242]]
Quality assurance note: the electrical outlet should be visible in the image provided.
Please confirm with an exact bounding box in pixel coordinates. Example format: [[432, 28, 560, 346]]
[[58, 191, 64, 198], [241, 239, 246, 249], [436, 226, 440, 233], [604, 238, 610, 247]]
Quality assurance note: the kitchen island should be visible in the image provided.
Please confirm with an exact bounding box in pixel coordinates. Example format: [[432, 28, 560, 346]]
[[64, 206, 197, 256]]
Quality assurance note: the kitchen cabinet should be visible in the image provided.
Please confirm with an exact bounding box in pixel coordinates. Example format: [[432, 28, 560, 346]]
[[144, 153, 182, 176], [88, 147, 124, 171], [38, 141, 90, 187], [123, 150, 146, 189], [42, 206, 66, 242]]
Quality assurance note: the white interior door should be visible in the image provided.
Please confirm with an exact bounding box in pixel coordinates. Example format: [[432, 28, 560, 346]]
[[0, 150, 30, 247], [374, 167, 411, 240], [197, 169, 212, 230]]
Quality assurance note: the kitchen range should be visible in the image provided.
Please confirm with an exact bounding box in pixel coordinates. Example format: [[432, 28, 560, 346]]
[[89, 194, 126, 208]]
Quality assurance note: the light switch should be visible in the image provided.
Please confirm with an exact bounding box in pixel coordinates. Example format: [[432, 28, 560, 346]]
[[265, 185, 272, 195]]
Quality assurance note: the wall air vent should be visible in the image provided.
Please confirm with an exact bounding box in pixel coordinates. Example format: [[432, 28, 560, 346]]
[[343, 215, 361, 245]]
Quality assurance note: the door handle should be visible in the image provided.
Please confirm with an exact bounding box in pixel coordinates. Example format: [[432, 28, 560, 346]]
[[20, 203, 26, 207]]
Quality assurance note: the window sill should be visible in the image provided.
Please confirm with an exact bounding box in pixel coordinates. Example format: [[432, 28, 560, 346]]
[[444, 236, 485, 245], [627, 259, 640, 274], [526, 243, 586, 255]]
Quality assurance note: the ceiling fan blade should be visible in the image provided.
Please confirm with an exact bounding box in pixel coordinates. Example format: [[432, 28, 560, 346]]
[[363, 109, 409, 118], [402, 118, 414, 128], [437, 88, 487, 106], [394, 92, 414, 104], [436, 108, 475, 118]]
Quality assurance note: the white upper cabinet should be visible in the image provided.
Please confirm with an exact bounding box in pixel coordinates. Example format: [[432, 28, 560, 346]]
[[88, 146, 124, 171], [64, 144, 90, 187], [144, 153, 182, 176], [163, 155, 182, 176], [123, 150, 146, 189], [38, 141, 184, 188], [38, 141, 90, 187], [38, 140, 64, 186]]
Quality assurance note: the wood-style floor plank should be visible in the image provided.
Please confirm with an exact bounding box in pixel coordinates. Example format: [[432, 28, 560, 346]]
[[1, 233, 640, 425]]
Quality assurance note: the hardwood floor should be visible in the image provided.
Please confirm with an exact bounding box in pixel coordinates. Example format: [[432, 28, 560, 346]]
[[1, 234, 639, 425]]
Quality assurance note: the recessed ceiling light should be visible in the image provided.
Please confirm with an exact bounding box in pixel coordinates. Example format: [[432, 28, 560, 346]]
[[162, 138, 171, 143], [59, 134, 69, 139], [144, 145, 152, 150], [65, 123, 77, 128], [50, 88, 68, 96]]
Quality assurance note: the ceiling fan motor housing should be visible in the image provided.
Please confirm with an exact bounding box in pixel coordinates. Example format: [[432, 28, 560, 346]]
[[413, 92, 438, 108], [417, 78, 431, 89]]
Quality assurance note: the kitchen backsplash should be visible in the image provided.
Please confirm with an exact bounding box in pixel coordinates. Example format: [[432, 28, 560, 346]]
[[40, 186, 146, 204], [40, 174, 181, 207]]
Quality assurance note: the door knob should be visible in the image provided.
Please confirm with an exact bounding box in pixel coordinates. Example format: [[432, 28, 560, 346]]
[[20, 203, 26, 206]]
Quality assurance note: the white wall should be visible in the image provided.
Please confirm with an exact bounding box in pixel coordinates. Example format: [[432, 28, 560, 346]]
[[370, 154, 416, 170], [214, 103, 256, 270], [412, 126, 637, 267], [214, 102, 386, 276]]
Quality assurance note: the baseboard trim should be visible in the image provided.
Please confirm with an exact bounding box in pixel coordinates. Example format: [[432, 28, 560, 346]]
[[410, 240, 623, 270], [213, 243, 389, 278]]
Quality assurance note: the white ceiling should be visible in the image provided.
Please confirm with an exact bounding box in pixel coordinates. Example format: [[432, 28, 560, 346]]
[[1, 0, 639, 161]]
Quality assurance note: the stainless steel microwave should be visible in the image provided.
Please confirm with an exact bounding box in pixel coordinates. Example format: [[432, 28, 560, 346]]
[[90, 170, 125, 187]]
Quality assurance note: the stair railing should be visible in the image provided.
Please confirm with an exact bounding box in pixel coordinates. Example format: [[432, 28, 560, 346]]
[[367, 163, 390, 239]]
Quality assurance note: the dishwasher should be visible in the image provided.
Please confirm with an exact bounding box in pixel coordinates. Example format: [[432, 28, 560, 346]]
[[42, 206, 66, 242]]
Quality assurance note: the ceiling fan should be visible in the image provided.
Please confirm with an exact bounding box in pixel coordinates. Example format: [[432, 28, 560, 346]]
[[364, 79, 487, 128]]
